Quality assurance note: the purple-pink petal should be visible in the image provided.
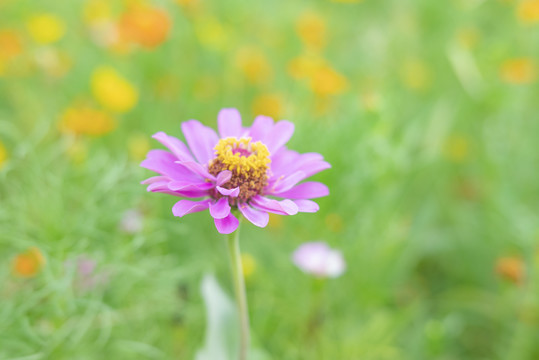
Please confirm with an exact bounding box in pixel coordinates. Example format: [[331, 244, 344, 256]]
[[238, 203, 269, 227], [270, 171, 306, 193], [294, 199, 319, 213], [214, 212, 240, 234], [217, 186, 240, 197], [172, 199, 212, 217], [250, 196, 299, 215], [141, 176, 168, 185], [175, 161, 215, 180], [152, 132, 194, 162], [181, 120, 219, 164], [270, 181, 329, 199], [263, 120, 295, 154], [248, 115, 274, 143], [218, 108, 243, 138], [168, 181, 214, 192], [216, 170, 232, 186], [209, 197, 231, 219], [141, 156, 201, 182]]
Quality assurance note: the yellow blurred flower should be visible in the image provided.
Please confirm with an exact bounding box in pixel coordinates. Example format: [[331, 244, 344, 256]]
[[496, 256, 525, 285], [288, 54, 326, 80], [289, 54, 347, 95], [193, 75, 218, 100], [12, 247, 46, 278], [325, 213, 343, 233], [310, 64, 348, 96], [26, 14, 66, 44], [517, 0, 539, 24], [400, 59, 432, 91], [91, 66, 138, 113], [500, 58, 536, 84], [194, 16, 229, 51], [268, 213, 283, 229], [443, 135, 469, 163], [59, 104, 116, 136], [0, 141, 7, 169], [456, 27, 480, 49], [296, 11, 326, 50], [66, 139, 88, 164], [128, 133, 151, 161], [119, 5, 171, 48], [83, 0, 113, 23], [252, 93, 283, 119], [241, 253, 257, 279], [360, 90, 382, 112], [235, 47, 272, 85]]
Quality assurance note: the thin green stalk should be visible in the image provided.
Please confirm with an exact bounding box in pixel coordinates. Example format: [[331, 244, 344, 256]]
[[226, 221, 250, 360]]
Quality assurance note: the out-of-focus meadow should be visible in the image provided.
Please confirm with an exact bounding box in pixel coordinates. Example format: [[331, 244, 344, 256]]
[[1, 0, 539, 359]]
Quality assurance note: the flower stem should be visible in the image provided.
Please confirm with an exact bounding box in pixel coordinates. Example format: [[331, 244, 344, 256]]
[[226, 222, 250, 360]]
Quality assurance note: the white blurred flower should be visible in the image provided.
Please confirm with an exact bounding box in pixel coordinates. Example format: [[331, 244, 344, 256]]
[[119, 209, 144, 234], [292, 241, 345, 278]]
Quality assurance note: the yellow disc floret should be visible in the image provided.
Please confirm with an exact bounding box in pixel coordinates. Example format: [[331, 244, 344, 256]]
[[209, 137, 271, 203]]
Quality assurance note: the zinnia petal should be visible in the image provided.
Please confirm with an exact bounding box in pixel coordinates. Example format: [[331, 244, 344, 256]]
[[250, 196, 299, 215], [209, 197, 231, 219], [238, 203, 269, 227], [214, 212, 240, 234], [218, 108, 243, 138], [248, 115, 274, 143], [181, 120, 219, 164], [152, 132, 194, 161], [217, 186, 240, 197], [172, 199, 212, 217], [294, 199, 319, 213], [264, 120, 295, 154], [216, 170, 232, 186], [270, 181, 329, 199]]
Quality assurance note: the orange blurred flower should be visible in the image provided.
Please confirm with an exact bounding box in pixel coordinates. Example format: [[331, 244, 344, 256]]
[[12, 247, 46, 278], [119, 5, 171, 48], [59, 104, 116, 136], [0, 29, 23, 59], [296, 11, 326, 50], [235, 47, 272, 85], [496, 256, 525, 284], [252, 93, 283, 119], [500, 58, 536, 84], [517, 0, 539, 24], [91, 66, 138, 113]]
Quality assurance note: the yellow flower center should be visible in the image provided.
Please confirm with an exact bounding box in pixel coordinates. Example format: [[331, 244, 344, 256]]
[[209, 137, 271, 203]]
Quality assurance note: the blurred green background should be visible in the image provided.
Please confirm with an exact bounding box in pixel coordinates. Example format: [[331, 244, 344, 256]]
[[1, 0, 539, 359]]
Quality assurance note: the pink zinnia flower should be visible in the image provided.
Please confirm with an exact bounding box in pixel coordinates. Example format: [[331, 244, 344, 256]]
[[140, 108, 330, 234], [292, 241, 345, 278]]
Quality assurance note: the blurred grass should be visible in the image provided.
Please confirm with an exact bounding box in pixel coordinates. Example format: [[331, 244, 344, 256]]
[[1, 0, 539, 359]]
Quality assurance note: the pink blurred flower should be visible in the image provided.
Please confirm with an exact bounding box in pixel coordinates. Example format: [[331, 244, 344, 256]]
[[119, 209, 144, 234], [292, 242, 345, 278], [140, 108, 330, 234], [65, 256, 109, 293]]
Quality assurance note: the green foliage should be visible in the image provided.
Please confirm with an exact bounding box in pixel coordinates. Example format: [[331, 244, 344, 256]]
[[1, 0, 539, 359]]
